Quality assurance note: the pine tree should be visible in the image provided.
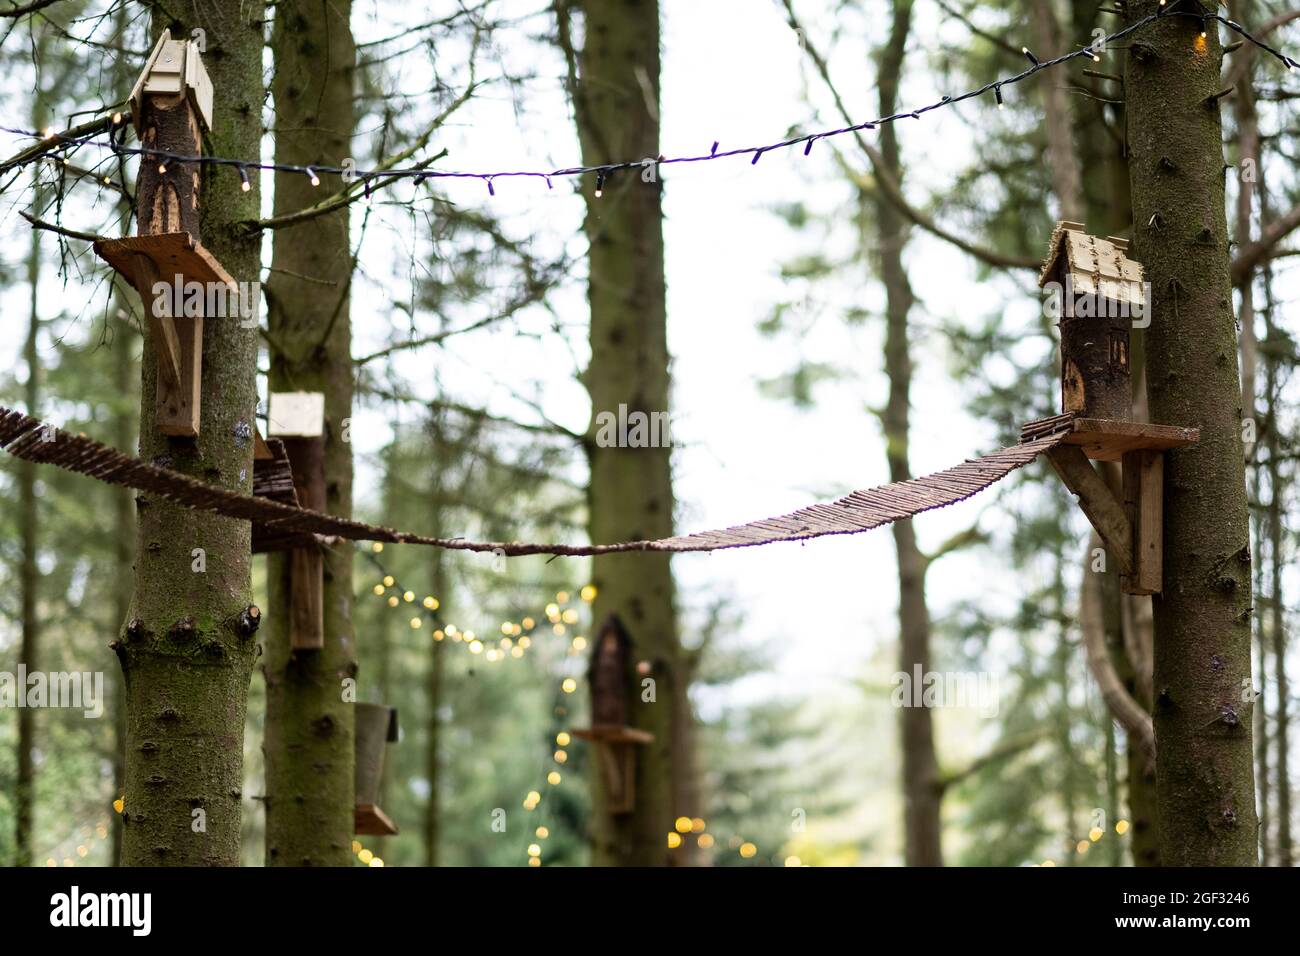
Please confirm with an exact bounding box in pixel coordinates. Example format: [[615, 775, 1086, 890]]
[[118, 0, 265, 866], [1124, 1, 1257, 865], [262, 0, 358, 868], [560, 0, 688, 865]]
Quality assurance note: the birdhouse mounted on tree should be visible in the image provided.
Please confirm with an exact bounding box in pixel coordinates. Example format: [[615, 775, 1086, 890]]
[[128, 30, 214, 134], [355, 703, 400, 836], [93, 29, 231, 440], [1023, 222, 1200, 597], [266, 392, 328, 650], [1039, 222, 1146, 421], [573, 615, 653, 815]]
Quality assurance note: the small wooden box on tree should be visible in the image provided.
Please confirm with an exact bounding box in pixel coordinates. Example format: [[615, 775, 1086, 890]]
[[1029, 222, 1199, 596], [267, 392, 327, 650], [354, 703, 399, 836], [573, 615, 653, 815]]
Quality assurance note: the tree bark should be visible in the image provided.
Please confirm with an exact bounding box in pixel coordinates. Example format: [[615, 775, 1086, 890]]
[[1263, 309, 1291, 867], [566, 0, 685, 866], [867, 0, 942, 868], [111, 280, 137, 866], [1030, 0, 1084, 221], [15, 151, 42, 869], [423, 417, 447, 868], [118, 1, 265, 866], [263, 0, 358, 867], [1124, 3, 1257, 866]]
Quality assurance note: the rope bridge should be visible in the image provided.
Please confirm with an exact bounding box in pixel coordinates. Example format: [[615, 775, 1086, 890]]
[[0, 406, 1069, 557]]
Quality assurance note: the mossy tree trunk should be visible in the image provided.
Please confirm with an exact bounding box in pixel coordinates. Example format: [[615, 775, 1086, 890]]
[[111, 279, 137, 866], [118, 0, 265, 867], [263, 0, 357, 867], [1124, 2, 1256, 866], [566, 0, 686, 866]]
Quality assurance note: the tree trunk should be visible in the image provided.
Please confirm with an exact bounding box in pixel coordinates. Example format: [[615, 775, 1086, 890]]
[[15, 154, 42, 869], [567, 0, 685, 866], [867, 0, 941, 868], [423, 418, 447, 868], [111, 280, 137, 866], [263, 0, 357, 867], [1263, 313, 1291, 867], [118, 1, 265, 866], [1030, 0, 1084, 221], [1124, 3, 1256, 866]]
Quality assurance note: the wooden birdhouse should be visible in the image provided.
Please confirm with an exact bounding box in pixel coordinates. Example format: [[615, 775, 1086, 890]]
[[1039, 222, 1145, 421], [355, 703, 399, 836], [572, 615, 653, 815], [1024, 222, 1200, 597], [128, 30, 214, 134], [266, 393, 327, 650], [94, 29, 229, 440]]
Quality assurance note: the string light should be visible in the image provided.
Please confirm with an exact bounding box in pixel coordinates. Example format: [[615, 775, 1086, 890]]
[[239, 166, 250, 192], [14, 10, 1290, 207], [1022, 47, 1040, 67]]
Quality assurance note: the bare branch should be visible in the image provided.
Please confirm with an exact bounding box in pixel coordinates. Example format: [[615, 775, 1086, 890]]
[[0, 113, 114, 176], [780, 0, 1039, 271], [0, 0, 64, 19], [19, 208, 106, 243]]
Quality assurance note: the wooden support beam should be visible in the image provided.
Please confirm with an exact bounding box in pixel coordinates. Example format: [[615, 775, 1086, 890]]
[[1121, 450, 1163, 595], [283, 435, 325, 650], [133, 254, 181, 389], [1047, 444, 1135, 578]]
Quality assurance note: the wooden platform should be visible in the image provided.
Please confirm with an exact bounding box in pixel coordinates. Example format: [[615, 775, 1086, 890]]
[[355, 803, 398, 836], [571, 725, 654, 745], [1025, 414, 1196, 595], [93, 232, 236, 438], [93, 232, 236, 291], [1021, 415, 1198, 461]]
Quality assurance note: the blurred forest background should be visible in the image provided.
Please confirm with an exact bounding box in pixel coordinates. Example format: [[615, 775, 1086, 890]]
[[0, 0, 1295, 867]]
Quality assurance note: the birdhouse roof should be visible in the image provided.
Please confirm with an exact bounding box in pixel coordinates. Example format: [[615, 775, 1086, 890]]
[[1039, 221, 1145, 309]]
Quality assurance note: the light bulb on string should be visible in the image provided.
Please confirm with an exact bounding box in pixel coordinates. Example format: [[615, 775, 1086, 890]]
[[994, 84, 1005, 110], [594, 172, 604, 198], [306, 166, 320, 187], [158, 160, 168, 174], [238, 166, 251, 192], [1022, 47, 1040, 67]]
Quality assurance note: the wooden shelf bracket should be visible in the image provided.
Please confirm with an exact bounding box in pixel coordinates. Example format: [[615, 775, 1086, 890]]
[[1030, 416, 1197, 596]]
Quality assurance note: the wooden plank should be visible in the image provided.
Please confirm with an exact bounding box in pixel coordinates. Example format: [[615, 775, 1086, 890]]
[[354, 804, 398, 836], [285, 436, 325, 650], [1065, 418, 1198, 461], [1047, 444, 1134, 577], [95, 233, 237, 291], [1121, 450, 1163, 595], [159, 311, 202, 438], [133, 254, 181, 389]]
